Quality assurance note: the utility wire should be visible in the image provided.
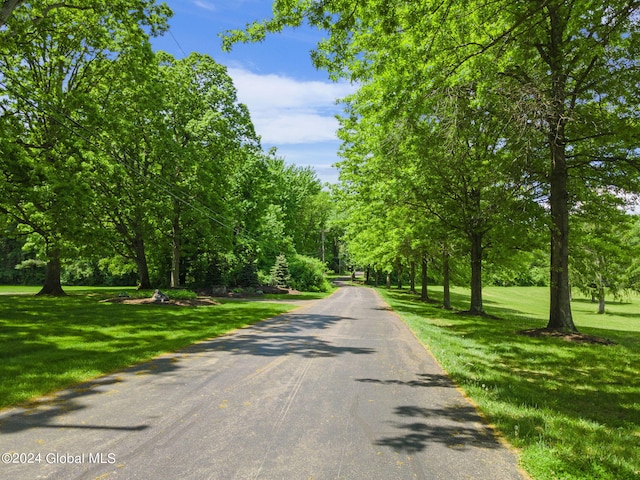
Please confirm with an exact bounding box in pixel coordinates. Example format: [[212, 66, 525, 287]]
[[167, 29, 188, 58]]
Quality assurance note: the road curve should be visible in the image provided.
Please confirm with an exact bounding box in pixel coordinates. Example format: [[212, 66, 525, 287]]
[[0, 283, 526, 480]]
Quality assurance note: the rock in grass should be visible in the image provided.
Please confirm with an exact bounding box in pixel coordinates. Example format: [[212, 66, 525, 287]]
[[151, 289, 170, 303]]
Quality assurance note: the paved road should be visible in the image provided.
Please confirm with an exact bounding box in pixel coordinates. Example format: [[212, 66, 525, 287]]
[[0, 284, 526, 480]]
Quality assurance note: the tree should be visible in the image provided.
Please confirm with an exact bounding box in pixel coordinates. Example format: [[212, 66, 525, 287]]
[[336, 73, 541, 314], [570, 193, 637, 314], [154, 52, 260, 288], [0, 0, 22, 27], [270, 254, 290, 288], [0, 1, 170, 31], [0, 1, 169, 294]]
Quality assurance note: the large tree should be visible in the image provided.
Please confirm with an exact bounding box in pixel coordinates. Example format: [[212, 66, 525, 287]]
[[155, 52, 259, 287], [337, 75, 541, 314], [0, 1, 169, 294]]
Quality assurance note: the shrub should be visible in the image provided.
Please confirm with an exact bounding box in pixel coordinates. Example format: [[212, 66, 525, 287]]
[[288, 254, 331, 292], [237, 261, 260, 288]]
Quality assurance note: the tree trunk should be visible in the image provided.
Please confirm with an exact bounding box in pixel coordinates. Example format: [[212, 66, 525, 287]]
[[37, 248, 65, 296], [170, 215, 181, 288], [409, 260, 416, 294], [332, 239, 340, 273], [597, 290, 605, 314], [469, 232, 484, 314], [443, 248, 451, 310], [547, 143, 576, 330], [386, 273, 391, 289], [0, 0, 24, 27], [597, 277, 605, 314], [545, 4, 578, 333], [365, 265, 370, 284], [421, 254, 429, 301], [396, 263, 403, 289], [133, 236, 151, 290]]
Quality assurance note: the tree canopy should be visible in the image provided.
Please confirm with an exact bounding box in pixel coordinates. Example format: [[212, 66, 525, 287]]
[[226, 0, 640, 331]]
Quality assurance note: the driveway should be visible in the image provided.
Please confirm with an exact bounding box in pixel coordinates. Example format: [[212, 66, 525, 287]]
[[0, 284, 527, 479]]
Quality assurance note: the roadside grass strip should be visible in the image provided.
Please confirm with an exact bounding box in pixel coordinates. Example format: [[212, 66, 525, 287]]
[[0, 291, 297, 409], [378, 286, 640, 480]]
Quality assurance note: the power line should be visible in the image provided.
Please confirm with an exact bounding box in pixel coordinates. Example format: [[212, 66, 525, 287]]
[[167, 29, 188, 58]]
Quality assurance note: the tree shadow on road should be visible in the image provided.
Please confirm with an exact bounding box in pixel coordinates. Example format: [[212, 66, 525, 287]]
[[198, 314, 375, 358], [357, 373, 502, 453], [0, 312, 371, 434], [356, 373, 455, 388], [374, 411, 500, 454], [0, 376, 151, 434]]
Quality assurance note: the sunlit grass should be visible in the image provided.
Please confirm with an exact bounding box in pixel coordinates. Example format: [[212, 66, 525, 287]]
[[378, 285, 640, 480], [0, 292, 297, 409]]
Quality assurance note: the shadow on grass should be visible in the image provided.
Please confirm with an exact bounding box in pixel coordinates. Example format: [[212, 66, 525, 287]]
[[0, 294, 372, 433], [0, 296, 292, 408], [378, 287, 640, 480]]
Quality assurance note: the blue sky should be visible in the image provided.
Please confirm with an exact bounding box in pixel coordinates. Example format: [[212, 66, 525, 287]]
[[151, 0, 356, 184]]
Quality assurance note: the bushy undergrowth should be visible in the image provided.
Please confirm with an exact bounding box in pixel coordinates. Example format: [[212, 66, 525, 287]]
[[287, 254, 331, 292]]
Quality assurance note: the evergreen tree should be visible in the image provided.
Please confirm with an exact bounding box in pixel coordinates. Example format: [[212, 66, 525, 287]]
[[270, 254, 290, 288]]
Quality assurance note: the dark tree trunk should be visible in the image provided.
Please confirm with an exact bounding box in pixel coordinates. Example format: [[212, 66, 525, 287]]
[[597, 278, 605, 314], [396, 264, 403, 289], [133, 236, 151, 290], [365, 265, 370, 284], [170, 215, 181, 288], [421, 254, 429, 301], [469, 232, 484, 314], [0, 0, 24, 27], [37, 249, 65, 296], [545, 4, 578, 333], [443, 248, 451, 310], [547, 141, 576, 330], [386, 273, 391, 289], [409, 261, 416, 294], [332, 239, 340, 273]]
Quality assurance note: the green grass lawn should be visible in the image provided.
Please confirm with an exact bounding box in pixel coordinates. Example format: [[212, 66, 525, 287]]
[[0, 288, 299, 410], [378, 285, 640, 480]]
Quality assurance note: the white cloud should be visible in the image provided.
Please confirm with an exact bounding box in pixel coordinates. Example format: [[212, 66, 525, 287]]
[[227, 67, 356, 145], [192, 1, 216, 12]]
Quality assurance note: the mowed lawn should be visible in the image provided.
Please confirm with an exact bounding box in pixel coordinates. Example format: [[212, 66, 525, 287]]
[[0, 287, 299, 409], [378, 285, 640, 480]]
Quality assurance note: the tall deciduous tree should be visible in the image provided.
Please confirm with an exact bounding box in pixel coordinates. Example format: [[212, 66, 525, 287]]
[[0, 1, 169, 294], [570, 193, 637, 314], [337, 74, 540, 314], [155, 52, 259, 288]]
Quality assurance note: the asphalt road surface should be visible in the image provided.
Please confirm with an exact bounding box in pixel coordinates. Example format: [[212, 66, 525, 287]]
[[0, 283, 527, 480]]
